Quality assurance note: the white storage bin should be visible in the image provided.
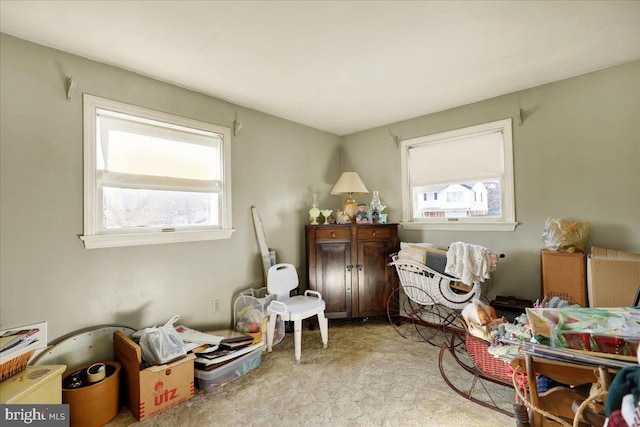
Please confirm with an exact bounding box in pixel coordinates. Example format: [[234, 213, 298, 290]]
[[195, 344, 263, 392]]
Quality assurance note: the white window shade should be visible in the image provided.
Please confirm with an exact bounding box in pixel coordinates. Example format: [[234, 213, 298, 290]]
[[399, 118, 516, 231], [82, 94, 234, 249], [408, 131, 504, 186], [97, 112, 222, 193], [97, 171, 222, 193]]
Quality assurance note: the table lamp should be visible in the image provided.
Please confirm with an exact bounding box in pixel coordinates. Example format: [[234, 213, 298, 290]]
[[330, 172, 369, 222]]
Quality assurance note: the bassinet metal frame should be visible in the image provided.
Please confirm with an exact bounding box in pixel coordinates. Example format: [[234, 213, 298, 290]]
[[387, 255, 486, 343], [389, 255, 483, 309], [387, 254, 518, 417]]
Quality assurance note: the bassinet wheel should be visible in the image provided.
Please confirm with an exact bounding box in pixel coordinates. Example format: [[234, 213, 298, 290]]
[[386, 285, 444, 344]]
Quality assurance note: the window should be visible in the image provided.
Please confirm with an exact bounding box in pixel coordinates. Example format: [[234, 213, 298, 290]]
[[81, 95, 233, 249], [400, 118, 516, 231], [446, 190, 465, 203], [423, 192, 437, 201]]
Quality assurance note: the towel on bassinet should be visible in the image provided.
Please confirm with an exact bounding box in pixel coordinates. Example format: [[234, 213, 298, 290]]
[[445, 241, 494, 285]]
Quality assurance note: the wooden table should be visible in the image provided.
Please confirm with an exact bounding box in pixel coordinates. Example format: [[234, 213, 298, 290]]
[[511, 355, 613, 427]]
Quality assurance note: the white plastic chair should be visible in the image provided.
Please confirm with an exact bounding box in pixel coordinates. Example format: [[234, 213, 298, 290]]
[[266, 263, 328, 363]]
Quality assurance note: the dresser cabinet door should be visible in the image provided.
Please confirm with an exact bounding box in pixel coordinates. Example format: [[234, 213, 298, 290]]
[[306, 226, 353, 319], [356, 226, 397, 317], [314, 241, 352, 318]]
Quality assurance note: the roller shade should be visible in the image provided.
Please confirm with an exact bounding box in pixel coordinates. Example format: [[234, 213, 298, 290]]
[[97, 171, 222, 193], [408, 130, 504, 186], [97, 110, 223, 193]]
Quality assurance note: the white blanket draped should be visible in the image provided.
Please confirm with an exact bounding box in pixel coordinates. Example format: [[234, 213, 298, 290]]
[[445, 241, 493, 285]]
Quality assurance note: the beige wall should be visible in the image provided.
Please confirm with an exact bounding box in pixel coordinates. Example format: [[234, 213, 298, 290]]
[[343, 60, 640, 302], [0, 34, 342, 339], [2, 33, 639, 340]]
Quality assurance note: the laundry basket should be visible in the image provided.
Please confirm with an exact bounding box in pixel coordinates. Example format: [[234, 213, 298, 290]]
[[234, 287, 284, 346]]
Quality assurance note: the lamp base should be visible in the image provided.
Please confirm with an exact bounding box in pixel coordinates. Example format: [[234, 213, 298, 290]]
[[343, 198, 358, 222]]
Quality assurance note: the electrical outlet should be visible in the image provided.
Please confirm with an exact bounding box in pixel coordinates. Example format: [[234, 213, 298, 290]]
[[213, 299, 221, 313]]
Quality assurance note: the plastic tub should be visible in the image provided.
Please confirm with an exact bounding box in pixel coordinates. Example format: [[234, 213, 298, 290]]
[[195, 345, 263, 391]]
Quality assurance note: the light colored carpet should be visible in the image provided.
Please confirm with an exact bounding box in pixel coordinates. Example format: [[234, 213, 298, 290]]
[[105, 318, 515, 427]]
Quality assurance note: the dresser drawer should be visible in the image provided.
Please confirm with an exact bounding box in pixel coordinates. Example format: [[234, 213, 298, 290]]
[[357, 227, 392, 240], [315, 227, 351, 241]]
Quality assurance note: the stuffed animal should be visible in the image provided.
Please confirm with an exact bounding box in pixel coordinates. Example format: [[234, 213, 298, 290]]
[[336, 210, 351, 224], [236, 306, 263, 333]]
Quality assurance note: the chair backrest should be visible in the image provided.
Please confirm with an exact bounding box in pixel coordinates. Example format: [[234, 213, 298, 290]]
[[267, 263, 299, 301]]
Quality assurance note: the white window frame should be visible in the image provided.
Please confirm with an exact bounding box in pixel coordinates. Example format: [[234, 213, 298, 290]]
[[400, 118, 517, 231], [81, 94, 234, 249]]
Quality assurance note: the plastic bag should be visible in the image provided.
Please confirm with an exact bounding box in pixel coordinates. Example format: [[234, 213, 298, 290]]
[[139, 314, 186, 365], [542, 218, 590, 253]]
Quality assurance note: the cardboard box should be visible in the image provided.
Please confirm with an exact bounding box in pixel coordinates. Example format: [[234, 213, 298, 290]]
[[587, 247, 640, 307], [540, 249, 587, 306], [113, 331, 195, 421]]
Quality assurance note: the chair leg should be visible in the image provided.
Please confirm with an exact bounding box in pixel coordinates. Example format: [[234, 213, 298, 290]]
[[294, 319, 302, 363], [318, 312, 328, 348], [267, 313, 277, 352]]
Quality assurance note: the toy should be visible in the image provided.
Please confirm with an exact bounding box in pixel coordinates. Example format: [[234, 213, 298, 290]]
[[234, 287, 285, 346], [336, 210, 351, 224], [461, 299, 507, 340], [236, 306, 263, 334], [355, 204, 370, 224]]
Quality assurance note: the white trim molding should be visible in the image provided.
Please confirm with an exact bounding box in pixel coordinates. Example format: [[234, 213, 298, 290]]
[[81, 94, 233, 249], [80, 229, 235, 249], [400, 118, 517, 232]]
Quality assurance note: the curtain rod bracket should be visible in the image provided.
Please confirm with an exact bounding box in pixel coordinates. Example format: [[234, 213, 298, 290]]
[[233, 112, 243, 136], [66, 76, 74, 102], [388, 129, 400, 148]]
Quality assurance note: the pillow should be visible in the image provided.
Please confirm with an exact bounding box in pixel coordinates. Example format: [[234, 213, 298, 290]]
[[398, 246, 428, 264], [400, 242, 435, 250], [397, 242, 472, 291], [398, 242, 442, 265]]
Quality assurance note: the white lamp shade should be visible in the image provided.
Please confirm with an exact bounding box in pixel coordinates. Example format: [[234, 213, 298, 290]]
[[330, 172, 369, 195]]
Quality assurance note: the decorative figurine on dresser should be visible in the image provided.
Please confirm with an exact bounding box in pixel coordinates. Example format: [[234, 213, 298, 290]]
[[355, 204, 369, 223], [320, 209, 333, 225]]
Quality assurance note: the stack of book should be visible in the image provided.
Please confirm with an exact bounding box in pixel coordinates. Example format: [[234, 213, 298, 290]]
[[0, 323, 47, 380], [173, 325, 223, 352], [171, 325, 259, 371], [0, 328, 40, 361], [193, 333, 259, 371]]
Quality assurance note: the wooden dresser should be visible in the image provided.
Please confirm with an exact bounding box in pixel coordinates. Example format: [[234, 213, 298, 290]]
[[305, 223, 399, 319]]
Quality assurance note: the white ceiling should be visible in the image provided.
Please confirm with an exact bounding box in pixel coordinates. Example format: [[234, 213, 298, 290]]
[[2, 1, 640, 136]]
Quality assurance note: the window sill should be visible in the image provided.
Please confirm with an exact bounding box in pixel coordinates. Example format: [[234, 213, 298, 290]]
[[400, 222, 518, 232], [80, 228, 235, 249]]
